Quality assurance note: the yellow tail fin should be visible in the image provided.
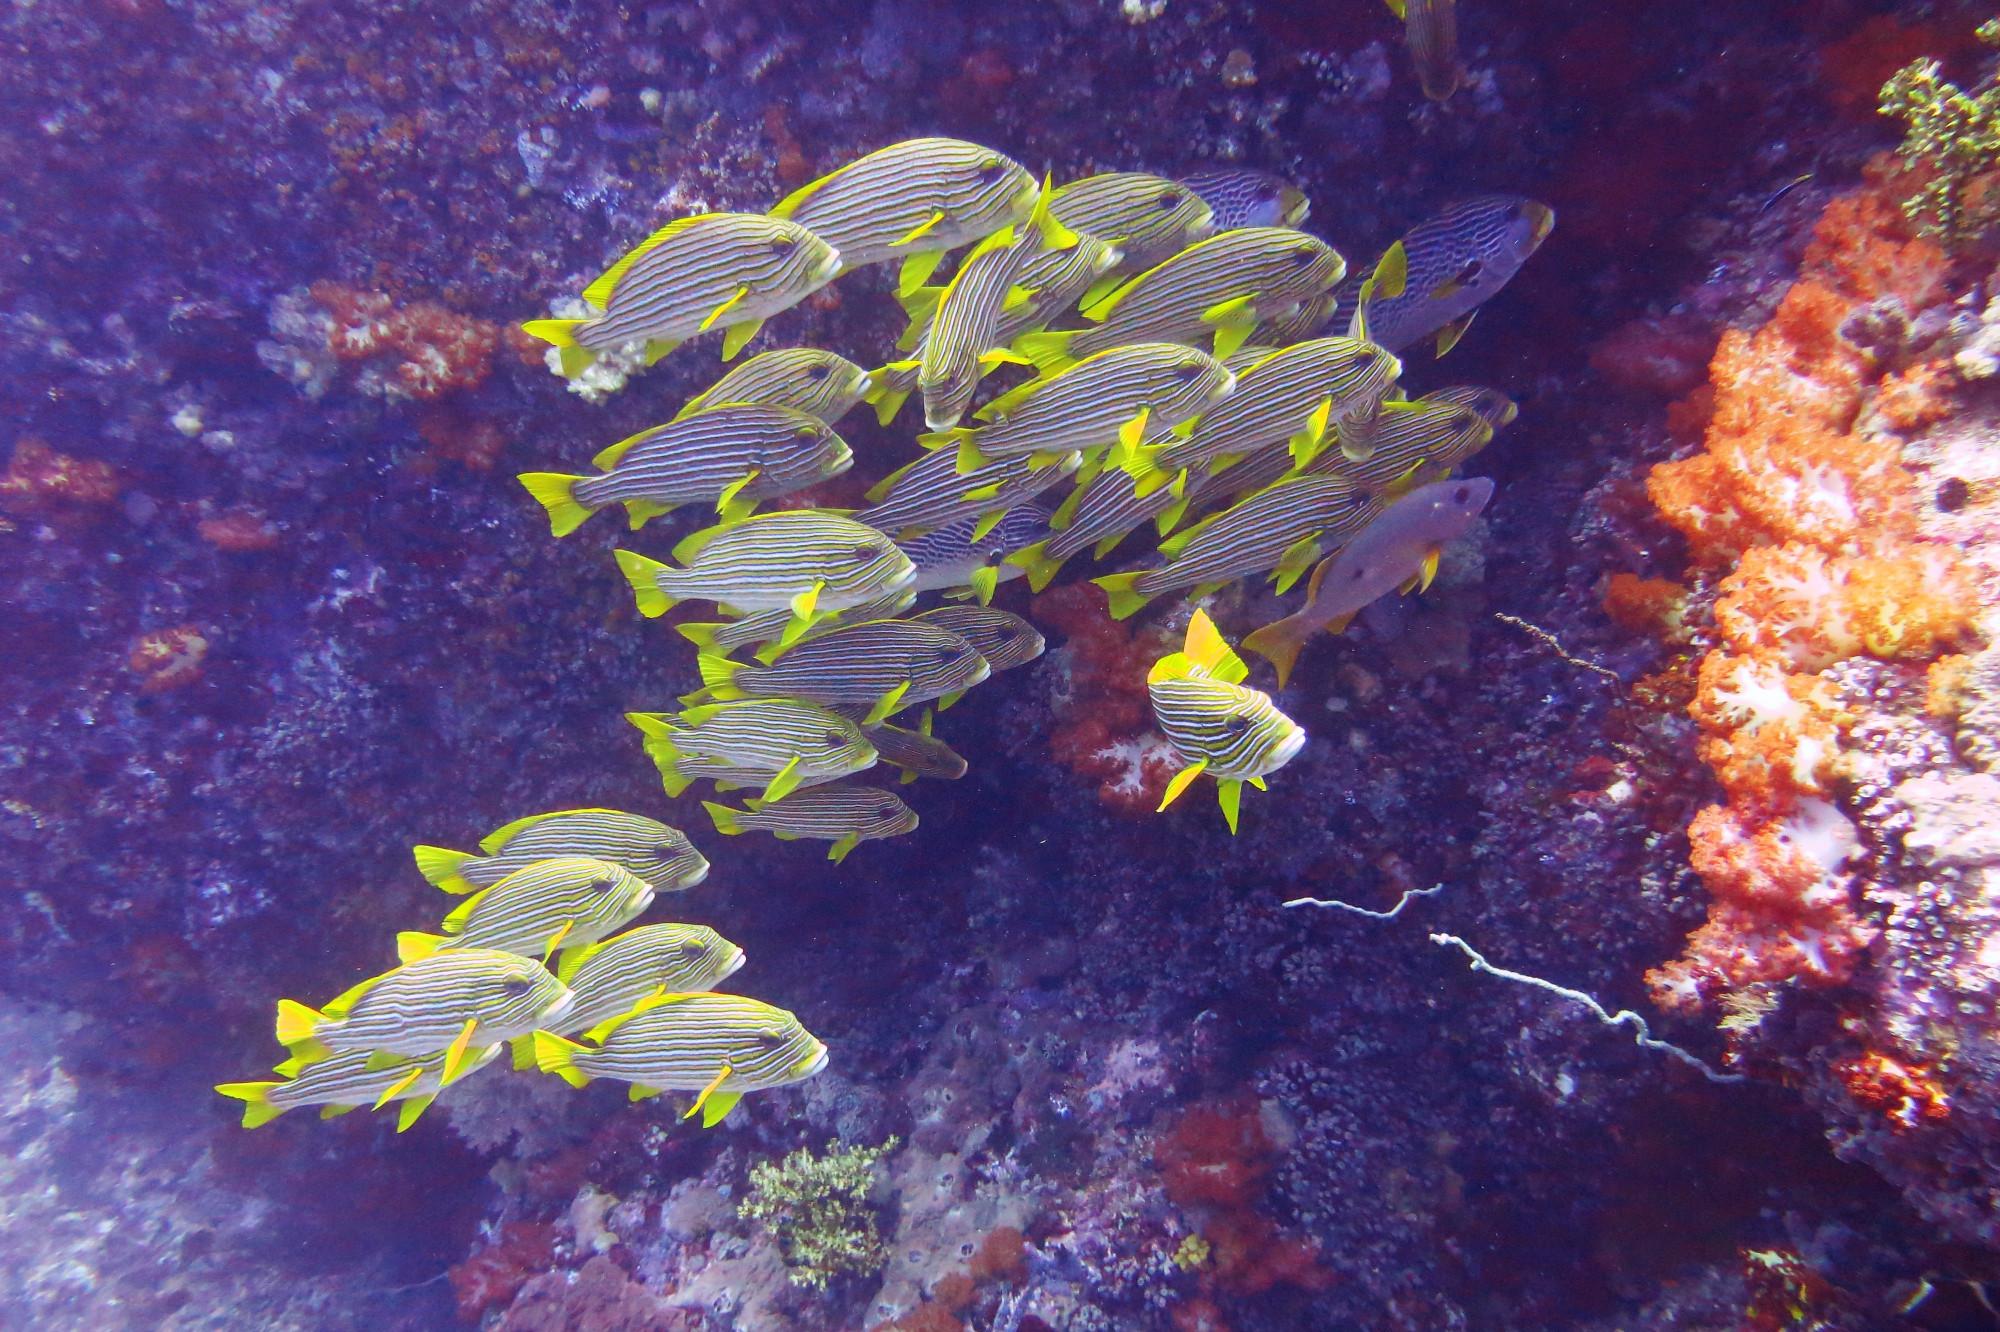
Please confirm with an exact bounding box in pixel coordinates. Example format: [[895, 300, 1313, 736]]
[[1012, 329, 1079, 374], [516, 473, 596, 537], [532, 1030, 592, 1088], [703, 801, 744, 835], [520, 318, 582, 349], [1092, 572, 1153, 621], [411, 845, 477, 894], [273, 999, 323, 1047], [396, 931, 447, 963], [613, 550, 676, 618], [214, 1081, 286, 1128]]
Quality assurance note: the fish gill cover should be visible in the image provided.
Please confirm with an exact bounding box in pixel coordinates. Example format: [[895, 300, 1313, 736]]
[[4, 0, 2000, 1330]]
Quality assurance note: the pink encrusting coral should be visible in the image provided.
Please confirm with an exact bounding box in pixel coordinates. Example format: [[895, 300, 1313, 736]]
[[1635, 171, 1981, 1016]]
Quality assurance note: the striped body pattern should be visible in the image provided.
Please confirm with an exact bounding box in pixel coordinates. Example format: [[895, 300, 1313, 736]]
[[570, 405, 851, 519], [895, 508, 1051, 594], [629, 701, 878, 796], [218, 1044, 506, 1128], [1047, 172, 1216, 272], [556, 213, 839, 354], [1340, 197, 1554, 353], [677, 349, 873, 423], [948, 343, 1235, 472], [1150, 337, 1402, 481], [1095, 474, 1380, 618], [770, 137, 1038, 273], [706, 782, 919, 860], [1252, 289, 1339, 346], [697, 619, 989, 714], [413, 808, 708, 895], [1316, 396, 1497, 488], [917, 229, 1025, 429], [1396, 0, 1460, 102], [552, 923, 747, 1038], [620, 510, 918, 617], [910, 605, 1046, 672], [856, 446, 1081, 539], [543, 993, 827, 1096], [1028, 228, 1346, 366], [1011, 473, 1178, 589], [1179, 169, 1310, 231], [677, 588, 917, 661], [282, 949, 573, 1058], [1150, 673, 1307, 781], [860, 718, 969, 780], [418, 856, 656, 960]]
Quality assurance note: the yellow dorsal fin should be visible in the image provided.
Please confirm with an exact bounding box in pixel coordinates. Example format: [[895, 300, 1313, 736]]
[[1182, 609, 1248, 684], [582, 215, 713, 308], [1025, 174, 1078, 251]]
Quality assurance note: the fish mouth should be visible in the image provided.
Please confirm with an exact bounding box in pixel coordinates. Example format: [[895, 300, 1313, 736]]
[[793, 1042, 831, 1081], [814, 249, 844, 284], [854, 372, 874, 398], [678, 859, 712, 890], [721, 946, 747, 979], [1266, 724, 1308, 771]]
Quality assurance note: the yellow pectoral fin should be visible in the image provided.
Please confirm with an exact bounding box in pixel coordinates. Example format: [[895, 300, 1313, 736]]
[[1116, 407, 1151, 458], [971, 509, 1005, 542], [864, 681, 912, 726], [1157, 759, 1208, 812], [698, 286, 749, 333], [642, 339, 680, 366], [969, 565, 1000, 605], [898, 246, 947, 295], [721, 317, 765, 361], [893, 211, 945, 248], [1434, 311, 1475, 357], [542, 919, 573, 964], [714, 468, 761, 518], [762, 755, 805, 805], [828, 832, 862, 863], [374, 1064, 428, 1111], [790, 581, 823, 623], [1417, 546, 1441, 593], [699, 1090, 742, 1127], [440, 1018, 479, 1086], [1217, 779, 1244, 834], [682, 1064, 736, 1122]]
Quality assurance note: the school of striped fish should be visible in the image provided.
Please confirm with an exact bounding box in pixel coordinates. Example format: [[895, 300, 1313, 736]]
[[218, 135, 1545, 1132]]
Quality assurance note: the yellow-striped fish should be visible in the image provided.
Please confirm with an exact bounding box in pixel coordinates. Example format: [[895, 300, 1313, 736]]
[[675, 588, 918, 663], [534, 992, 828, 1125], [522, 213, 840, 375], [855, 446, 1081, 542], [1132, 337, 1402, 493], [627, 702, 877, 802], [871, 233, 1125, 425], [1338, 197, 1555, 356], [411, 809, 709, 897], [614, 510, 917, 643], [1385, 0, 1459, 102], [911, 183, 1077, 430], [518, 404, 852, 536], [911, 605, 1046, 672], [272, 948, 572, 1074], [677, 348, 874, 423], [688, 619, 989, 723], [1094, 474, 1379, 619], [216, 1043, 504, 1131], [1006, 470, 1179, 592], [399, 856, 656, 963], [1252, 289, 1339, 346], [860, 712, 969, 782], [1047, 172, 1217, 273], [1179, 169, 1310, 231], [705, 782, 919, 863], [895, 508, 1050, 602], [928, 342, 1235, 477], [1314, 393, 1496, 483], [1243, 477, 1493, 685], [769, 137, 1039, 292], [1148, 610, 1306, 833], [545, 923, 746, 1041], [1015, 228, 1346, 370]]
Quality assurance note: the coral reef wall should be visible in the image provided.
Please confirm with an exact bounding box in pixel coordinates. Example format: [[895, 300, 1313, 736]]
[[3, 0, 1996, 1329]]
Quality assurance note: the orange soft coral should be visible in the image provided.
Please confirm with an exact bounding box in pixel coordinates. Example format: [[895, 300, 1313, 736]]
[[1688, 652, 1841, 810], [1714, 543, 1972, 670]]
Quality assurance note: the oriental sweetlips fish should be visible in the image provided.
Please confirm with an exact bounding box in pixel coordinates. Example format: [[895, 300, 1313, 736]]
[[413, 808, 709, 895], [689, 617, 989, 722], [534, 992, 829, 1126], [540, 923, 747, 1044], [1148, 610, 1306, 833], [399, 856, 657, 962], [705, 782, 920, 863], [218, 1043, 507, 1131], [676, 348, 874, 422]]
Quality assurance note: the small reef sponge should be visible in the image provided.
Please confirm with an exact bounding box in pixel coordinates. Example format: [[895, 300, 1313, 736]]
[[1879, 18, 2000, 242], [740, 1136, 899, 1291], [1633, 171, 1978, 1015]]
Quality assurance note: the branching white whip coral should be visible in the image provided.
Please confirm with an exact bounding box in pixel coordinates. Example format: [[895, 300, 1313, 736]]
[[1284, 883, 1443, 917]]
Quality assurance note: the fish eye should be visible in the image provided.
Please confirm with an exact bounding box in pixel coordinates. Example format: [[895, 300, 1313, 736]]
[[1172, 364, 1203, 382], [1451, 412, 1475, 430], [1156, 189, 1182, 210], [976, 158, 1006, 183], [852, 544, 884, 561], [674, 942, 700, 959], [654, 841, 681, 859], [1222, 715, 1252, 733], [1455, 259, 1484, 284], [1453, 484, 1472, 503], [753, 1026, 789, 1047], [1291, 245, 1317, 266], [770, 237, 798, 257], [797, 425, 821, 440], [824, 731, 847, 746], [805, 363, 831, 381], [937, 646, 964, 663], [1347, 350, 1376, 368], [501, 977, 534, 996], [589, 876, 617, 893]]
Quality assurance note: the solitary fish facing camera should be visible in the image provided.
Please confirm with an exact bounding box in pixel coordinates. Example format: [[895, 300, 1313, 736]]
[[522, 213, 840, 375], [1148, 610, 1307, 834]]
